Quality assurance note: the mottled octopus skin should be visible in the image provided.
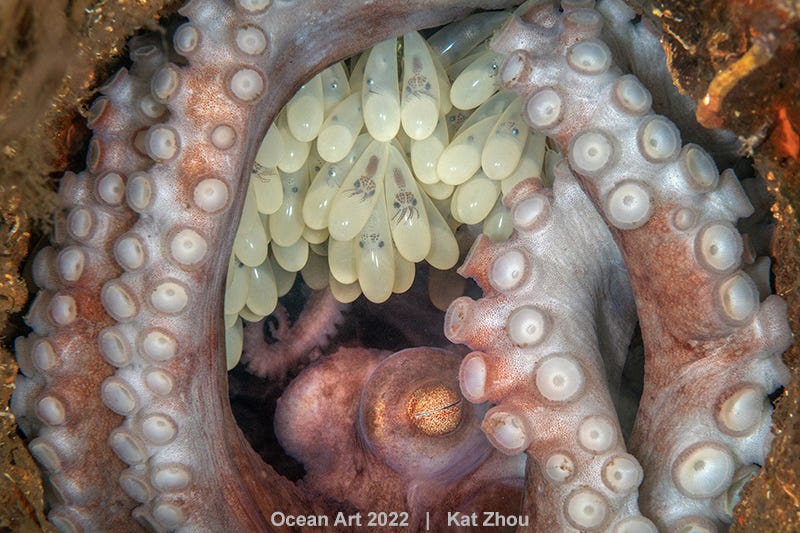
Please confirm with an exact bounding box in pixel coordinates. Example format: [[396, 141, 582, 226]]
[[459, 0, 790, 531], [9, 1, 794, 533], [10, 1, 519, 531], [274, 346, 526, 531]]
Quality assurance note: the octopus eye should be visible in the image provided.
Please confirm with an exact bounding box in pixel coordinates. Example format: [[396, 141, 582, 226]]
[[411, 199, 417, 206], [394, 201, 401, 209], [358, 348, 491, 482], [378, 240, 384, 248]]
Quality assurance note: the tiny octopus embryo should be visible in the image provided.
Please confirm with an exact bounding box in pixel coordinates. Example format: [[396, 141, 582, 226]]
[[8, 0, 796, 532]]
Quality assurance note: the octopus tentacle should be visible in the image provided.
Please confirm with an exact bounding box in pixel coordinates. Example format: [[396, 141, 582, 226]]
[[444, 166, 650, 531], [11, 42, 168, 531], [242, 287, 348, 379], [490, 0, 793, 529]]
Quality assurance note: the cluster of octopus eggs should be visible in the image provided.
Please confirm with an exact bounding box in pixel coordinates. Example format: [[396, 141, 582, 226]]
[[222, 11, 559, 366]]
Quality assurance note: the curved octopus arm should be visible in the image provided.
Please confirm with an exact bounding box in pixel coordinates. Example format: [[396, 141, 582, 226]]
[[10, 1, 520, 530], [484, 0, 793, 530], [13, 41, 155, 533], [242, 287, 348, 379], [444, 167, 649, 531]]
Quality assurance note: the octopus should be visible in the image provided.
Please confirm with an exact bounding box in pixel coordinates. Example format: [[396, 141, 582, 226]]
[[6, 0, 797, 532]]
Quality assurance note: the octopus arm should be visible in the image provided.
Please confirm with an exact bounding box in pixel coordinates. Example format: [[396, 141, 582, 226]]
[[11, 1, 521, 530], [489, 0, 793, 529]]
